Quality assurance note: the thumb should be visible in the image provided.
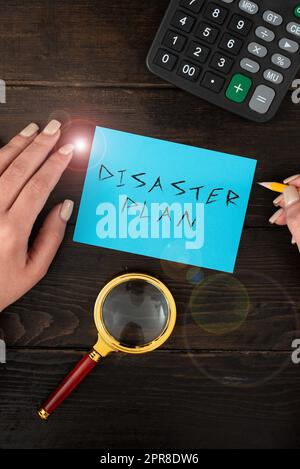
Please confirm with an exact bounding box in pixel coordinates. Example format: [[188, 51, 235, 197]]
[[27, 200, 74, 281], [284, 186, 300, 249]]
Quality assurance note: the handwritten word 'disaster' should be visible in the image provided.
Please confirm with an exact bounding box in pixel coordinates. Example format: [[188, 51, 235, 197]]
[[98, 164, 240, 207]]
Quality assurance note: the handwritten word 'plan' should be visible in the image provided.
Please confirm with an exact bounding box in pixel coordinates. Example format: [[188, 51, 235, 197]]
[[74, 127, 256, 273]]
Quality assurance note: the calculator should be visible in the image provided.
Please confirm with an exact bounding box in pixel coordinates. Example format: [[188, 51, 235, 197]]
[[146, 0, 300, 122]]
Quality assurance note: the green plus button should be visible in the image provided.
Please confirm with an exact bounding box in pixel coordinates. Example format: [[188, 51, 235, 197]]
[[226, 74, 252, 104], [294, 6, 300, 18]]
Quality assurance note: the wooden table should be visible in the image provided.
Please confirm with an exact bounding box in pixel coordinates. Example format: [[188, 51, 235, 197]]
[[0, 0, 300, 449]]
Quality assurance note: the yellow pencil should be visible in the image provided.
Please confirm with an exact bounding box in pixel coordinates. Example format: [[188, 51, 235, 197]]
[[258, 182, 300, 194]]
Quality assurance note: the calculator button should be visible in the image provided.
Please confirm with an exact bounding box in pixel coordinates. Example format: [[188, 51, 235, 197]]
[[248, 42, 267, 57], [196, 23, 220, 44], [263, 11, 283, 26], [210, 52, 234, 73], [249, 85, 275, 114], [177, 60, 201, 81], [180, 0, 205, 14], [171, 11, 196, 33], [295, 6, 300, 19], [226, 73, 252, 103], [263, 69, 283, 85], [240, 57, 260, 73], [203, 2, 228, 25], [154, 49, 178, 71], [228, 15, 252, 36], [163, 31, 187, 52], [219, 34, 243, 55], [201, 72, 225, 93], [286, 22, 300, 38], [255, 27, 275, 43], [239, 0, 259, 15], [187, 41, 210, 63], [279, 38, 299, 54], [271, 54, 291, 69]]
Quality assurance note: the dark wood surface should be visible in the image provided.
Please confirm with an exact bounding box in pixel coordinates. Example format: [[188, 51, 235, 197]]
[[0, 0, 300, 449]]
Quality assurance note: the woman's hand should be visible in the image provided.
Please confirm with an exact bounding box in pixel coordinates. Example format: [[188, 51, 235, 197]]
[[269, 175, 300, 250], [0, 120, 74, 312]]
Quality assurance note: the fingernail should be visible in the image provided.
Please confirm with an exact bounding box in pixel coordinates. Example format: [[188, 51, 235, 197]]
[[20, 122, 39, 138], [43, 119, 61, 136], [283, 174, 300, 184], [283, 185, 300, 208], [60, 199, 74, 222], [58, 143, 74, 156], [291, 237, 300, 252], [273, 194, 283, 206], [269, 208, 283, 224]]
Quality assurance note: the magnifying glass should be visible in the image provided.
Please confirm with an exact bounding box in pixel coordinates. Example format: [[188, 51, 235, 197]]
[[38, 273, 176, 420]]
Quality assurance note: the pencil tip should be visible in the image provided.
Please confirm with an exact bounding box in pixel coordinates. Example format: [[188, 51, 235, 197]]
[[258, 182, 271, 189]]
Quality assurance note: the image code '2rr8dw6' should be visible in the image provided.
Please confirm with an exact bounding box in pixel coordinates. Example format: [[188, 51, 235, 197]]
[[147, 0, 300, 122]]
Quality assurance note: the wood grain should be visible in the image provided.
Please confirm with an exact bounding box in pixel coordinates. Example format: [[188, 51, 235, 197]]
[[0, 0, 168, 85], [0, 228, 299, 351], [0, 0, 298, 86], [0, 87, 300, 227], [0, 0, 300, 449], [0, 350, 299, 449]]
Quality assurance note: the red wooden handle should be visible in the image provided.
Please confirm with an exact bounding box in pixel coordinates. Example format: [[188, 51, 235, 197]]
[[38, 351, 99, 419]]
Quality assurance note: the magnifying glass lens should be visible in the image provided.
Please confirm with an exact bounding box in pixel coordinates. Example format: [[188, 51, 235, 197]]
[[102, 280, 169, 347]]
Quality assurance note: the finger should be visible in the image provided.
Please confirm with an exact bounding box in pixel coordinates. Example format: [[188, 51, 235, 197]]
[[283, 174, 300, 187], [273, 194, 284, 208], [283, 186, 300, 250], [11, 144, 74, 230], [26, 200, 74, 281], [0, 120, 62, 211], [269, 208, 286, 226], [0, 123, 39, 175]]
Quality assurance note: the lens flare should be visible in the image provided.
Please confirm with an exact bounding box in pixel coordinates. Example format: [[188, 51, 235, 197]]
[[189, 273, 250, 335], [55, 118, 97, 173], [75, 138, 87, 152], [186, 267, 204, 285], [160, 241, 192, 281], [183, 270, 299, 388]]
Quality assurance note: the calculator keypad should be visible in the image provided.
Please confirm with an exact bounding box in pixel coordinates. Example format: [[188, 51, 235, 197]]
[[248, 41, 267, 57], [279, 37, 299, 53], [203, 3, 228, 24], [226, 73, 252, 102], [187, 41, 211, 62], [171, 11, 196, 32], [163, 30, 187, 51], [263, 10, 283, 26], [202, 71, 225, 91], [263, 69, 283, 84], [177, 60, 202, 80], [147, 0, 300, 122], [228, 14, 252, 36], [271, 53, 291, 69], [249, 85, 275, 114], [154, 49, 178, 70], [196, 22, 220, 43], [210, 52, 234, 73], [239, 1, 259, 16], [180, 0, 205, 13], [240, 57, 260, 73], [219, 33, 243, 54], [255, 26, 275, 42]]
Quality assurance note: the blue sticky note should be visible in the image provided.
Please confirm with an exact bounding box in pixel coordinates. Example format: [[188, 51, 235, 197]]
[[74, 127, 256, 273]]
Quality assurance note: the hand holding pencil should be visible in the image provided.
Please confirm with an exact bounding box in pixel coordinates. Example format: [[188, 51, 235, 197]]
[[259, 174, 300, 250]]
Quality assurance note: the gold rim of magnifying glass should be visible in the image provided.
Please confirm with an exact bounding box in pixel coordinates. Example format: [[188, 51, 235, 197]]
[[93, 273, 177, 355]]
